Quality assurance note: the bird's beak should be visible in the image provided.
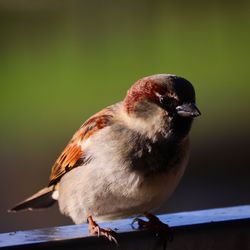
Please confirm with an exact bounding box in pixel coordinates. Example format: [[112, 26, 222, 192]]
[[176, 103, 201, 118]]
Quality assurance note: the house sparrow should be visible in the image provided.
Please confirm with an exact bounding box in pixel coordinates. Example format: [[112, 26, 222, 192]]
[[10, 74, 201, 242]]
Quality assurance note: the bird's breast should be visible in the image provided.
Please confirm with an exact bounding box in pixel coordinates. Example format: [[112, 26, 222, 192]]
[[87, 123, 189, 176], [58, 125, 189, 223], [128, 138, 186, 175]]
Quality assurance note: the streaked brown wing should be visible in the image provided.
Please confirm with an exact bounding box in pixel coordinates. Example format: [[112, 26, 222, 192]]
[[49, 109, 114, 185]]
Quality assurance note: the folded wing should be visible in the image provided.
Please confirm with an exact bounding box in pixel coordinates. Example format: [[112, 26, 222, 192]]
[[49, 109, 114, 185]]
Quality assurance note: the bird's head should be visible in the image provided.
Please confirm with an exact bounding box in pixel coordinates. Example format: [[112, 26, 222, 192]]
[[124, 74, 201, 119], [123, 74, 201, 138]]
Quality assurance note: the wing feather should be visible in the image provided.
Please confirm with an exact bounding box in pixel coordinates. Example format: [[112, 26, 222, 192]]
[[49, 108, 114, 185]]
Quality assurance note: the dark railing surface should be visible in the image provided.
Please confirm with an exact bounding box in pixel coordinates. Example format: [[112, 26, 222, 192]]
[[0, 205, 250, 250]]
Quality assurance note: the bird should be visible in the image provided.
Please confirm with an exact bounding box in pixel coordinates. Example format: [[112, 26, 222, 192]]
[[10, 74, 201, 243]]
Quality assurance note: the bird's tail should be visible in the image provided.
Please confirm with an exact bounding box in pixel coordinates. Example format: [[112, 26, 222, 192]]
[[8, 186, 57, 212]]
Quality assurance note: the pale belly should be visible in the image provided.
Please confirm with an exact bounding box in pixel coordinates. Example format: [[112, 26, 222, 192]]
[[57, 152, 188, 224], [57, 125, 190, 224]]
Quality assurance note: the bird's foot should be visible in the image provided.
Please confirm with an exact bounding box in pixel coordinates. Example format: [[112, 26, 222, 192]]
[[132, 212, 173, 249], [88, 216, 118, 245]]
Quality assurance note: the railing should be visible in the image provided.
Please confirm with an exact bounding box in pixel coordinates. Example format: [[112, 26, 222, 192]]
[[0, 205, 249, 250]]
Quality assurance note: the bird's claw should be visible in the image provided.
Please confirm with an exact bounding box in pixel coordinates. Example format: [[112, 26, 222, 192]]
[[131, 217, 150, 230], [131, 217, 141, 229], [88, 216, 118, 245], [90, 224, 118, 245], [131, 213, 173, 250]]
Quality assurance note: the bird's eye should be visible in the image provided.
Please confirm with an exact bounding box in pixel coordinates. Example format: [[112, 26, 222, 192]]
[[159, 96, 177, 107], [159, 96, 179, 116]]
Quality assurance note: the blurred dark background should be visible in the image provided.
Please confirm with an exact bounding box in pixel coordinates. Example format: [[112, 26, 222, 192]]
[[0, 0, 250, 233]]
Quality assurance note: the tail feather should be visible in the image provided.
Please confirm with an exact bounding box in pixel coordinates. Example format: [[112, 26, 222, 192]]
[[9, 186, 57, 212]]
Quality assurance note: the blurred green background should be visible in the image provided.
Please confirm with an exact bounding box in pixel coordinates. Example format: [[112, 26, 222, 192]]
[[1, 0, 250, 233]]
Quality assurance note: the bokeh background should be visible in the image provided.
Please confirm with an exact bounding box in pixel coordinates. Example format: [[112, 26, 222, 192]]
[[0, 0, 249, 233]]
